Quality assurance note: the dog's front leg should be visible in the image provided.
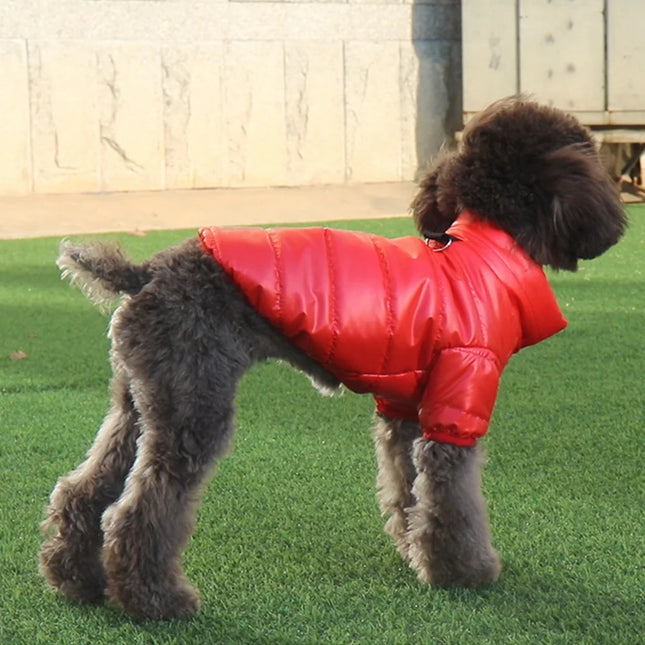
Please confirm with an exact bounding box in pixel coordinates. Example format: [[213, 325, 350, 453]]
[[373, 415, 420, 560], [406, 438, 501, 587], [39, 363, 139, 603]]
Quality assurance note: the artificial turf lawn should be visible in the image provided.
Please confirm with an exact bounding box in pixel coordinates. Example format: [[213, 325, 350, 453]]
[[0, 208, 643, 644]]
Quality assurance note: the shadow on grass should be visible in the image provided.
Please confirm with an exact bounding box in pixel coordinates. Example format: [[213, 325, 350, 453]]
[[35, 555, 640, 644], [482, 565, 642, 641]]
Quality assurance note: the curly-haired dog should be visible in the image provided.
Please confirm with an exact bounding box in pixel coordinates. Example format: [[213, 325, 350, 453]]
[[40, 98, 627, 619]]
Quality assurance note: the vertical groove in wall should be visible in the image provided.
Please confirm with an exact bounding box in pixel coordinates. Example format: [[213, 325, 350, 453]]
[[24, 39, 35, 193], [160, 45, 167, 191], [341, 40, 349, 182], [93, 49, 101, 192], [281, 41, 288, 182], [398, 41, 403, 180], [603, 0, 608, 111]]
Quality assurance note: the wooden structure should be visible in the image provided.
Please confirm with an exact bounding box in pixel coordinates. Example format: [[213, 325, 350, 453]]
[[462, 0, 644, 124], [461, 0, 645, 179]]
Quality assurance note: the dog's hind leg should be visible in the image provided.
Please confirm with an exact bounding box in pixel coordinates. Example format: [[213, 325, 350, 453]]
[[39, 359, 140, 603], [373, 415, 420, 560], [406, 439, 501, 587], [97, 270, 251, 619], [99, 364, 238, 620]]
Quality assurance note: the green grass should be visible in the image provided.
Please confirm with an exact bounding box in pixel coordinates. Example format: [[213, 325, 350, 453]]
[[1, 209, 643, 644]]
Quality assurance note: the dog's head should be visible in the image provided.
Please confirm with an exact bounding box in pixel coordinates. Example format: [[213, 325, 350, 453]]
[[412, 97, 628, 270]]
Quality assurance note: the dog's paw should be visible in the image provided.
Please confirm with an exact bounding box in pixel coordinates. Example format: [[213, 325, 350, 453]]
[[39, 537, 106, 603], [409, 541, 501, 588], [106, 577, 201, 620]]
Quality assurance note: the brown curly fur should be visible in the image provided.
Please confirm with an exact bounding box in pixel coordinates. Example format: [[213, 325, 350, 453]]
[[412, 97, 626, 270], [40, 97, 626, 619]]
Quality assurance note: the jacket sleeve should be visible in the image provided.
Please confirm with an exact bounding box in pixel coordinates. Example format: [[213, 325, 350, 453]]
[[418, 347, 502, 446]]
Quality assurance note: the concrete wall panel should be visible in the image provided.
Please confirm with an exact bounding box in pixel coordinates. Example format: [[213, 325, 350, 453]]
[[0, 0, 461, 194], [28, 41, 100, 193], [0, 40, 31, 194], [97, 43, 164, 191]]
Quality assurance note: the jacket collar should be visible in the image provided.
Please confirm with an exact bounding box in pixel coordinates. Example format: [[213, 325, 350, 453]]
[[445, 211, 568, 348]]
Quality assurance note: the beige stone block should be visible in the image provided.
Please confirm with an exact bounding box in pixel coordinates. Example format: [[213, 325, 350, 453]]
[[233, 0, 341, 3], [28, 41, 100, 194], [345, 5, 413, 41], [344, 41, 401, 182], [97, 43, 164, 192], [400, 42, 421, 180], [225, 3, 414, 42], [284, 42, 345, 185], [223, 41, 287, 187], [6, 2, 423, 46], [350, 0, 403, 4], [162, 43, 227, 189], [0, 40, 30, 195]]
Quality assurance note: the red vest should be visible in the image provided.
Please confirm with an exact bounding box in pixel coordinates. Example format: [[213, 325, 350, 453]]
[[199, 213, 566, 446]]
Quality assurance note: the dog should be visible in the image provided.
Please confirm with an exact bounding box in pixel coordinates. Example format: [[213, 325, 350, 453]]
[[39, 97, 627, 620]]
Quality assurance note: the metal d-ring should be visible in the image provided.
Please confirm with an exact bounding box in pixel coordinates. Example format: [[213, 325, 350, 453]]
[[423, 231, 457, 252]]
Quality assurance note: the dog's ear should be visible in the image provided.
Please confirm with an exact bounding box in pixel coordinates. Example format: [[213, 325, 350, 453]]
[[411, 151, 461, 236], [524, 144, 628, 271]]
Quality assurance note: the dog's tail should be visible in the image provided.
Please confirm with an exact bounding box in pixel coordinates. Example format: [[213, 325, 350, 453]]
[[57, 240, 152, 309]]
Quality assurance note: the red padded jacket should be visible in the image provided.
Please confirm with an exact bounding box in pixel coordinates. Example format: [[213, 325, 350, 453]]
[[199, 213, 567, 446]]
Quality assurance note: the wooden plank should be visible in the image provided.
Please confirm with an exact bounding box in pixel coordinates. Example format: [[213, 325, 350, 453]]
[[519, 0, 605, 111], [591, 129, 645, 144], [607, 111, 645, 126], [607, 0, 645, 117], [456, 128, 645, 144], [462, 0, 518, 113]]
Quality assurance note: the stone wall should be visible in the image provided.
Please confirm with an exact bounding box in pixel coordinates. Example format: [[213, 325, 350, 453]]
[[0, 0, 461, 195]]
